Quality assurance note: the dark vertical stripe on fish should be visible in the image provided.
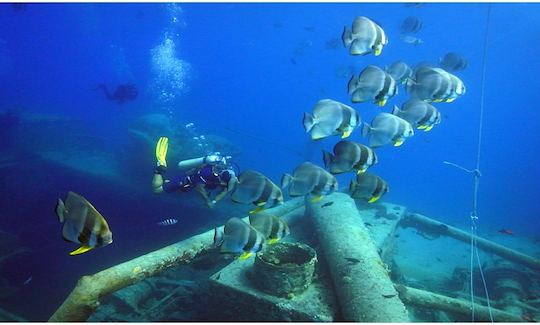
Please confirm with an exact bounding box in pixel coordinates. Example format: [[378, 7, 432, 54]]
[[374, 23, 383, 45], [270, 216, 280, 239], [339, 106, 352, 132], [252, 232, 263, 252], [375, 73, 392, 101], [78, 211, 96, 244], [279, 221, 288, 239], [243, 227, 259, 252], [372, 177, 384, 198], [311, 171, 328, 194], [254, 180, 274, 205], [433, 76, 451, 100], [357, 145, 368, 166], [417, 106, 435, 126]]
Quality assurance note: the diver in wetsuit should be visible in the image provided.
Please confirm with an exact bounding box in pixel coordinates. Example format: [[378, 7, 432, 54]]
[[152, 137, 237, 208], [95, 83, 138, 104]]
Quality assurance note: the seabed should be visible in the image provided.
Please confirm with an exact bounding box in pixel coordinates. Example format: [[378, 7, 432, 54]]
[[0, 111, 538, 322], [29, 194, 539, 322]]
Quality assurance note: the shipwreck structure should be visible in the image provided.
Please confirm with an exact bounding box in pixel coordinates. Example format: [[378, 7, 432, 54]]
[[43, 193, 538, 322]]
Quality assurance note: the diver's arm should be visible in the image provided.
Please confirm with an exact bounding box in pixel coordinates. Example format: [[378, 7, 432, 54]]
[[152, 174, 165, 193], [212, 187, 230, 204], [152, 165, 168, 193], [195, 184, 212, 207]]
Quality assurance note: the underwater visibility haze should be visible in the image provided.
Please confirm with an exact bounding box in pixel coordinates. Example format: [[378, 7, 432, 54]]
[[0, 2, 539, 322]]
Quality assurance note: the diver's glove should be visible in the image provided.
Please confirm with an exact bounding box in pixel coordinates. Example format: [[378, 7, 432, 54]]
[[154, 164, 167, 175]]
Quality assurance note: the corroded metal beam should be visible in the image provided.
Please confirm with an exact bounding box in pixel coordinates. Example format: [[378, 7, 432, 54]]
[[402, 212, 540, 271]]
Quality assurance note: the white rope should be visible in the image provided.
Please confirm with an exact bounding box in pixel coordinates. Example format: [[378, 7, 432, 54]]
[[470, 222, 476, 320], [444, 3, 494, 322], [443, 161, 481, 176], [475, 233, 494, 321]]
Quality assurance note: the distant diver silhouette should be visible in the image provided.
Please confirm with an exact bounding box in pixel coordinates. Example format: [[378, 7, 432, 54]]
[[95, 83, 138, 104]]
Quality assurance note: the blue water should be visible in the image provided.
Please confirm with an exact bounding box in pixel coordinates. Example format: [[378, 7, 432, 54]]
[[1, 2, 539, 320]]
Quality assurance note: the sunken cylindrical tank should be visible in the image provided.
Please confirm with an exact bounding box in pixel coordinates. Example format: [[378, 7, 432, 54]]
[[251, 242, 317, 297], [307, 192, 410, 322]]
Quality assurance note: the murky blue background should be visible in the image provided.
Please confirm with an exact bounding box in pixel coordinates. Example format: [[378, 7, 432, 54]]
[[0, 2, 539, 320]]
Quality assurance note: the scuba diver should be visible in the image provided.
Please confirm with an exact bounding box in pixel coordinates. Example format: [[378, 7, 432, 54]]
[[152, 137, 238, 208], [95, 83, 138, 104]]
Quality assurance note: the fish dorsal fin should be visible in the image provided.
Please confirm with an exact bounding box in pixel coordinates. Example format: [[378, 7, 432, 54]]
[[68, 192, 110, 230], [79, 196, 110, 229], [56, 198, 66, 223], [350, 39, 368, 56], [90, 205, 108, 226]]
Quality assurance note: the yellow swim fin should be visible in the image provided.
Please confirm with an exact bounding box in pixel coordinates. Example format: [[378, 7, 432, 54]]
[[155, 137, 169, 167], [374, 48, 382, 56], [433, 99, 443, 103], [239, 252, 253, 260], [69, 245, 93, 256], [268, 238, 279, 245], [424, 125, 434, 132], [445, 98, 456, 103], [394, 139, 404, 147], [311, 195, 323, 203], [368, 196, 381, 203], [341, 130, 352, 138], [418, 125, 427, 130]]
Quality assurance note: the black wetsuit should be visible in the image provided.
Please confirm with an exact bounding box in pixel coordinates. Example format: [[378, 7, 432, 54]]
[[162, 164, 231, 193]]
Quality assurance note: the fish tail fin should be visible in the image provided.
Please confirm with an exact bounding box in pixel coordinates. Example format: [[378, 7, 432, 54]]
[[56, 198, 66, 223], [322, 150, 333, 169], [347, 74, 358, 94], [341, 26, 352, 47], [361, 122, 372, 138], [405, 78, 418, 93], [351, 88, 368, 103], [281, 173, 293, 189], [350, 39, 368, 56], [303, 112, 316, 132]]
